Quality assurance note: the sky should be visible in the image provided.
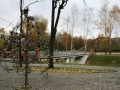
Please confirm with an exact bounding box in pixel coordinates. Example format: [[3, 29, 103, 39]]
[[0, 0, 120, 38]]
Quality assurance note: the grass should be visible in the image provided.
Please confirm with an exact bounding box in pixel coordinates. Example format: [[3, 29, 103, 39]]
[[25, 55, 120, 73], [18, 55, 119, 73], [31, 55, 120, 67], [85, 55, 120, 67], [25, 66, 117, 73]]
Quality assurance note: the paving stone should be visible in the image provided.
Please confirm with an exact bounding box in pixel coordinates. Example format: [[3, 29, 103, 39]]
[[0, 63, 120, 90]]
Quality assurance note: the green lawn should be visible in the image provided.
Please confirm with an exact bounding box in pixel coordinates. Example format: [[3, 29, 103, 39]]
[[85, 55, 120, 67]]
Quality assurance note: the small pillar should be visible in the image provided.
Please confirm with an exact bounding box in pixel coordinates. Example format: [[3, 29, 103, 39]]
[[90, 49, 94, 55], [35, 49, 40, 60], [2, 49, 7, 58]]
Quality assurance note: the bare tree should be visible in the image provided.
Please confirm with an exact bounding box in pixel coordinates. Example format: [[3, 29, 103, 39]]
[[61, 16, 70, 53], [69, 3, 79, 53], [49, 0, 68, 68], [20, 0, 46, 89], [80, 5, 93, 54]]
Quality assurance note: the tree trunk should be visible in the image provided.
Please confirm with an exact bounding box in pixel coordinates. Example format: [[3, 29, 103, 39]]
[[49, 28, 56, 68], [48, 0, 55, 68], [105, 47, 107, 55], [109, 39, 111, 55], [48, 0, 68, 68], [19, 0, 23, 67], [109, 26, 112, 55], [109, 45, 111, 55]]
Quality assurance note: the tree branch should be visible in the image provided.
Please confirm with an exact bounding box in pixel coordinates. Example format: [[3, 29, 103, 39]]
[[24, 0, 45, 9], [0, 18, 15, 26], [4, 22, 13, 29], [83, 0, 91, 10], [54, 0, 68, 29]]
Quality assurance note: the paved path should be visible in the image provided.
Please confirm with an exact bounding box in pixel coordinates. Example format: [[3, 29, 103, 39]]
[[0, 63, 120, 90]]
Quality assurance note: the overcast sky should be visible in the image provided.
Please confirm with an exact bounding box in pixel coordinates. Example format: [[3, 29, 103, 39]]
[[0, 0, 120, 38]]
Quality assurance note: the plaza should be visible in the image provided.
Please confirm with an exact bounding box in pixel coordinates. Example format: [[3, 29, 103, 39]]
[[0, 63, 120, 90]]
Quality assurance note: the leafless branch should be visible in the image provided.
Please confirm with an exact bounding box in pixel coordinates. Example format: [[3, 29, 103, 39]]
[[55, 0, 68, 29], [62, 0, 68, 7], [0, 18, 15, 26], [4, 22, 13, 29], [24, 0, 45, 9], [83, 0, 91, 10]]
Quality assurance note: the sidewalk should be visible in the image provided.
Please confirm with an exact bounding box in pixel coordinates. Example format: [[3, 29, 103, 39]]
[[0, 63, 120, 90]]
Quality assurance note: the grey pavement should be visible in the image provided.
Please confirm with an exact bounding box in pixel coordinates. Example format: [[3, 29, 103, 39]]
[[0, 63, 120, 90]]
